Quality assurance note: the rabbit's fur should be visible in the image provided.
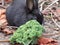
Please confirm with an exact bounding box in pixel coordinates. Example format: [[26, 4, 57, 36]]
[[6, 0, 43, 27]]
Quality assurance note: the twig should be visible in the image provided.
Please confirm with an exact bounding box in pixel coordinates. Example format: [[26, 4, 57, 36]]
[[42, 31, 60, 36], [1, 0, 5, 6], [42, 0, 59, 13], [42, 26, 60, 36], [51, 13, 60, 28], [0, 40, 10, 42], [6, 26, 18, 29], [40, 1, 46, 11], [38, 0, 44, 4], [0, 5, 6, 9]]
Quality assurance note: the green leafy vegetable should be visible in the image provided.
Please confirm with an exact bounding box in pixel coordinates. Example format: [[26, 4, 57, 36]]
[[10, 20, 44, 45]]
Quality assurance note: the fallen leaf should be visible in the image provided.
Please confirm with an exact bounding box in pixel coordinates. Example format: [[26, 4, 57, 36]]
[[3, 28, 14, 35], [0, 14, 6, 20], [38, 37, 58, 45], [0, 9, 6, 15]]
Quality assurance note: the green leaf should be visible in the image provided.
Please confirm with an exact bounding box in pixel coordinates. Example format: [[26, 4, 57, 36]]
[[10, 20, 44, 45]]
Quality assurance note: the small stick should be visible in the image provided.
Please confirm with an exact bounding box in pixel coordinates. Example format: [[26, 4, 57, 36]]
[[42, 0, 59, 13], [6, 26, 18, 29], [0, 5, 6, 9], [0, 40, 10, 42], [50, 12, 60, 28], [42, 31, 60, 36]]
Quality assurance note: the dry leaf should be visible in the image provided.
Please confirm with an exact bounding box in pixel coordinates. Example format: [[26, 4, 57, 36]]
[[0, 14, 6, 20], [38, 37, 58, 45], [3, 28, 14, 35], [0, 9, 6, 15], [0, 9, 8, 29]]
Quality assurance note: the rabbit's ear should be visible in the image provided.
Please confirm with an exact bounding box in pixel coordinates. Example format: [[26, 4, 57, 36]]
[[26, 0, 34, 10]]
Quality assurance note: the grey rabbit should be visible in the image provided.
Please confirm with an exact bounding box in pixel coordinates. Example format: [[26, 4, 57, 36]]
[[6, 0, 44, 27]]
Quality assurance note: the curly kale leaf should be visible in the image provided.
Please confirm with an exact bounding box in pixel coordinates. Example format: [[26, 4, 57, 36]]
[[10, 20, 44, 45]]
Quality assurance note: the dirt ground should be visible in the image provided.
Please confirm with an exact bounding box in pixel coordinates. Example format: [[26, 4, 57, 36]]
[[0, 15, 60, 45], [0, 0, 60, 45]]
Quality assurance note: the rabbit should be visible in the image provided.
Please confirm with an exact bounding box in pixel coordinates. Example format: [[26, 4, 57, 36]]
[[6, 0, 43, 27]]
